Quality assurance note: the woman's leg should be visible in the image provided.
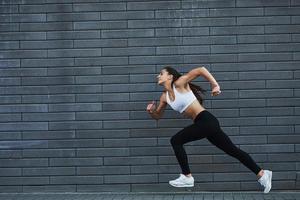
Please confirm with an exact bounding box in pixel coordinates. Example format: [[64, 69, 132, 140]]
[[207, 128, 261, 175], [170, 123, 211, 175]]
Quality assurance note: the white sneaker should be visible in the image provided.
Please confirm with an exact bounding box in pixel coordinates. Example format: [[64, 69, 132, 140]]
[[169, 174, 194, 187], [258, 170, 272, 193]]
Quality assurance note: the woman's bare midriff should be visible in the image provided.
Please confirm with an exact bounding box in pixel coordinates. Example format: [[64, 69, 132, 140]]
[[182, 100, 206, 120]]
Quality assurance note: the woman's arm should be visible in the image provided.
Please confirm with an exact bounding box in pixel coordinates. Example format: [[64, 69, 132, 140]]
[[176, 67, 221, 96], [146, 92, 167, 120]]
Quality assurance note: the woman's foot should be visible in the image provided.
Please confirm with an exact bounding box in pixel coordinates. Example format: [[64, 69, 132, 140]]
[[258, 170, 272, 193], [169, 174, 194, 187]]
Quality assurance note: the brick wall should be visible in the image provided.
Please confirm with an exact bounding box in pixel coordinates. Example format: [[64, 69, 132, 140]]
[[0, 0, 299, 192]]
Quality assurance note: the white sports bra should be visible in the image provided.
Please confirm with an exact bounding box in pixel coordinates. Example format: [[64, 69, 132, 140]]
[[166, 85, 197, 113]]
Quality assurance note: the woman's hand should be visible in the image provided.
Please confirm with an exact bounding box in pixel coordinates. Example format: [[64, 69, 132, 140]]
[[146, 101, 156, 113], [211, 84, 221, 96]]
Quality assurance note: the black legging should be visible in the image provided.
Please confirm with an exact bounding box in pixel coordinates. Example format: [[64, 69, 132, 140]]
[[170, 110, 261, 175]]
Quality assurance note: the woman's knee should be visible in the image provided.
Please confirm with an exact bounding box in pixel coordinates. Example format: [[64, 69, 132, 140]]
[[170, 135, 181, 146]]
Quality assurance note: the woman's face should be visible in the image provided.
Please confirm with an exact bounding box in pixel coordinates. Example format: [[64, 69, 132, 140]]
[[157, 69, 172, 85]]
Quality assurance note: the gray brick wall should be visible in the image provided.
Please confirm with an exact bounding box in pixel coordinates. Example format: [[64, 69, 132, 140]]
[[0, 0, 299, 192]]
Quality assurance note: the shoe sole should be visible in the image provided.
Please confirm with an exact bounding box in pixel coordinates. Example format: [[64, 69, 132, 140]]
[[169, 182, 194, 188], [264, 171, 272, 194]]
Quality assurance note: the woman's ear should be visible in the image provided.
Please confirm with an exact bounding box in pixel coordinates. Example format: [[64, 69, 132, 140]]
[[168, 74, 173, 80]]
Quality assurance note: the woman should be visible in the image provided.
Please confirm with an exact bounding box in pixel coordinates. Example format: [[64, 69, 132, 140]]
[[146, 66, 272, 193]]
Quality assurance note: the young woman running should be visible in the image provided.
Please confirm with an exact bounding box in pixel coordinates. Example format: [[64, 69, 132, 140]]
[[146, 66, 272, 193]]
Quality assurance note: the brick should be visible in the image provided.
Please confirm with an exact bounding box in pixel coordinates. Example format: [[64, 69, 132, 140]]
[[75, 57, 128, 66], [76, 148, 129, 157], [211, 26, 264, 35], [23, 167, 75, 176], [77, 185, 129, 192], [236, 0, 290, 7], [211, 44, 264, 53], [0, 41, 19, 50], [0, 5, 18, 13], [20, 22, 73, 31], [22, 113, 75, 122], [127, 1, 181, 10], [0, 31, 46, 41], [104, 174, 157, 184], [156, 46, 210, 55], [47, 31, 100, 39], [50, 176, 103, 185], [237, 16, 290, 25], [239, 71, 293, 80], [76, 130, 129, 139], [266, 43, 300, 52], [129, 37, 182, 47], [128, 19, 181, 28], [0, 158, 48, 167], [22, 149, 75, 158], [76, 93, 129, 102], [0, 122, 48, 131], [103, 138, 156, 147], [74, 21, 127, 30], [48, 49, 101, 58], [76, 75, 128, 84], [102, 47, 155, 56], [266, 80, 300, 88], [73, 3, 126, 12], [238, 34, 291, 44], [183, 0, 235, 8], [104, 156, 157, 166], [22, 130, 75, 140], [156, 27, 209, 37], [0, 177, 49, 186], [77, 166, 130, 175], [266, 7, 300, 16], [209, 8, 263, 17], [22, 94, 75, 104], [239, 89, 293, 98], [0, 14, 46, 23], [23, 185, 76, 192], [268, 135, 300, 144], [102, 11, 154, 20], [184, 54, 238, 63], [0, 168, 21, 176], [0, 24, 19, 32], [48, 139, 103, 148], [267, 116, 300, 125], [265, 25, 300, 34], [19, 4, 72, 13], [21, 58, 74, 67], [74, 39, 127, 48], [182, 18, 236, 27], [50, 158, 103, 167], [21, 40, 73, 49], [241, 126, 294, 135], [241, 144, 294, 153], [0, 132, 21, 140], [47, 12, 100, 22], [103, 120, 156, 129], [48, 67, 102, 76], [238, 53, 292, 62], [130, 55, 184, 65], [0, 50, 47, 59], [156, 9, 208, 18], [49, 121, 102, 130], [76, 111, 129, 120], [102, 29, 154, 39], [102, 65, 155, 74], [0, 150, 21, 159], [240, 107, 293, 116], [0, 68, 47, 77], [0, 77, 20, 85], [266, 61, 300, 70], [22, 76, 74, 85]]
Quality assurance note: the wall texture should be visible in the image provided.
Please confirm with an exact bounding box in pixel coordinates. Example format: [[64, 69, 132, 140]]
[[0, 0, 299, 192]]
